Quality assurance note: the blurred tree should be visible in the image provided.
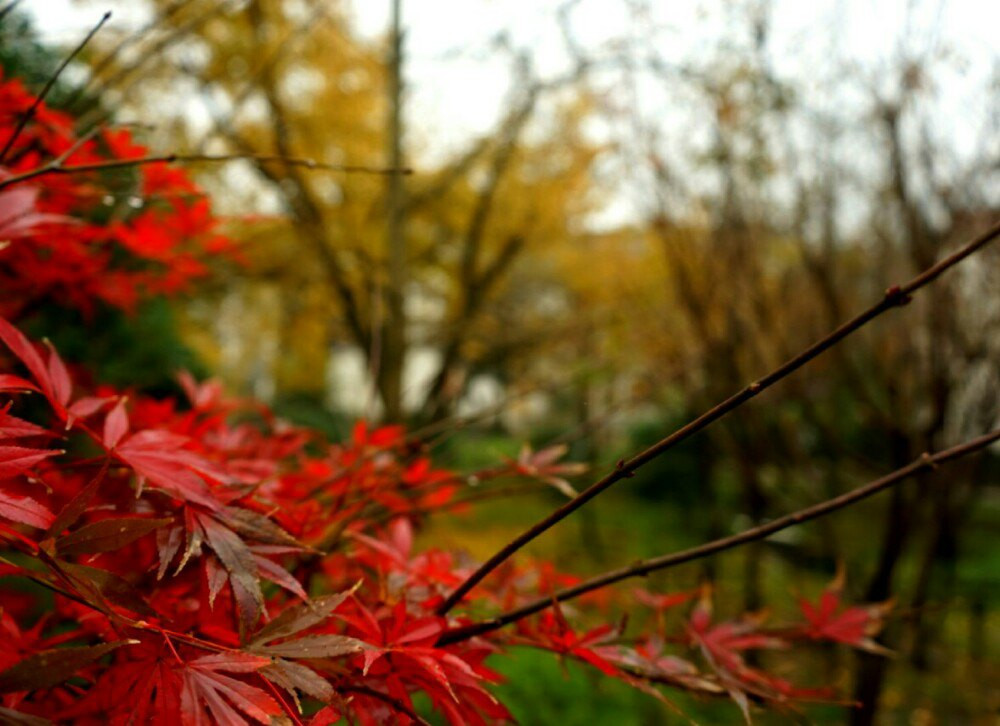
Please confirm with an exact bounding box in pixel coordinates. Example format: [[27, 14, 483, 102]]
[[76, 0, 600, 424]]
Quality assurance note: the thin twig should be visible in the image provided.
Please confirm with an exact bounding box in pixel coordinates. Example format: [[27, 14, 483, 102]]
[[64, 0, 190, 111], [0, 11, 111, 163], [438, 428, 1000, 644], [0, 153, 412, 191], [75, 0, 240, 125], [437, 219, 1000, 615]]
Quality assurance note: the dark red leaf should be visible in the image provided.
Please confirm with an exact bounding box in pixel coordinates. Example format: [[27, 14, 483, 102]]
[[217, 506, 306, 549], [252, 554, 308, 601], [252, 635, 367, 659], [205, 554, 228, 607], [47, 458, 110, 537], [56, 516, 172, 556], [197, 513, 264, 628], [156, 524, 184, 579], [251, 582, 360, 645], [176, 509, 205, 575], [60, 561, 157, 617], [189, 653, 272, 673], [261, 658, 335, 704], [0, 641, 133, 693]]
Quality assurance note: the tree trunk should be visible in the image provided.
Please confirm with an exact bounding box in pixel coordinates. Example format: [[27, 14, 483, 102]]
[[849, 434, 913, 726], [382, 0, 406, 421]]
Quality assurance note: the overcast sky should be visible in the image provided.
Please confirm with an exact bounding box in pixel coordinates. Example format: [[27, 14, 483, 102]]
[[23, 0, 997, 141], [22, 0, 999, 227]]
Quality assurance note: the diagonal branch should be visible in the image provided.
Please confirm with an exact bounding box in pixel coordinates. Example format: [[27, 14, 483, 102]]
[[436, 218, 1000, 615], [438, 427, 1000, 644], [0, 10, 111, 163]]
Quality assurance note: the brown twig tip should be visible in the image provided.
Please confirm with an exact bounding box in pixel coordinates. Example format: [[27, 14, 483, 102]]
[[748, 381, 761, 394]]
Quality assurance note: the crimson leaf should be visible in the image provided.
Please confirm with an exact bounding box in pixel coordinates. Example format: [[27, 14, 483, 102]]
[[251, 582, 360, 645], [0, 445, 59, 479], [0, 641, 133, 694], [56, 517, 171, 556], [251, 634, 367, 659]]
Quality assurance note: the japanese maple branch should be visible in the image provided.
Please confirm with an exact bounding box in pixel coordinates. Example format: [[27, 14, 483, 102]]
[[438, 427, 1000, 644], [437, 218, 1000, 615], [0, 11, 111, 163], [0, 153, 412, 191]]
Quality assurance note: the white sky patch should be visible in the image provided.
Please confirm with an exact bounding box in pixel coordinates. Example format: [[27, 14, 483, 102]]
[[23, 0, 997, 145], [21, 0, 999, 230]]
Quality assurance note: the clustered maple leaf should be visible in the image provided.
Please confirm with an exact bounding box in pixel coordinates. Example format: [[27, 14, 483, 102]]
[[0, 70, 235, 319], [0, 64, 895, 724]]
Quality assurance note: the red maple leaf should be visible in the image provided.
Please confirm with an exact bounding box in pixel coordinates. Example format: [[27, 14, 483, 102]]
[[798, 574, 891, 654]]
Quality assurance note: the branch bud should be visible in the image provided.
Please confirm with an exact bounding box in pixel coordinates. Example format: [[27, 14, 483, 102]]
[[883, 285, 912, 306]]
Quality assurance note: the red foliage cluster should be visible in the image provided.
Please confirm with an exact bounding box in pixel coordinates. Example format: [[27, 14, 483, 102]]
[[0, 318, 891, 724], [0, 67, 891, 724], [0, 71, 235, 318]]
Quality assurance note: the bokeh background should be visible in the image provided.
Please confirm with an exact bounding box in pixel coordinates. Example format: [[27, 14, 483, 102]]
[[8, 0, 1000, 722]]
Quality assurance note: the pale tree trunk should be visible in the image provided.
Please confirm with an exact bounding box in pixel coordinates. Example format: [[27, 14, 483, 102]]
[[381, 0, 406, 421]]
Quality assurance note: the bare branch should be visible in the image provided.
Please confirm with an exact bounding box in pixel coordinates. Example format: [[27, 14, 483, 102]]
[[439, 427, 1000, 644], [436, 219, 1000, 615]]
